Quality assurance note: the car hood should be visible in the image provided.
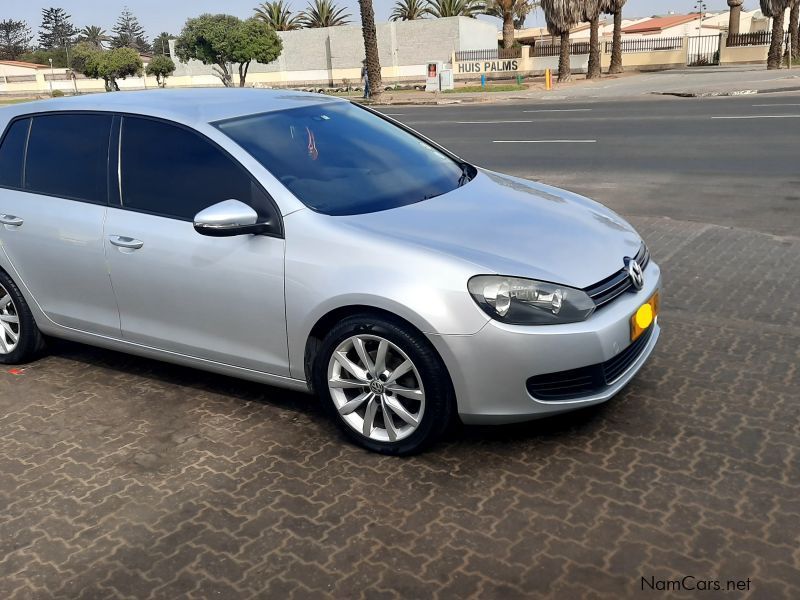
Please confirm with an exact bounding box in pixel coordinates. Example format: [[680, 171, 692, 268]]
[[338, 170, 642, 289]]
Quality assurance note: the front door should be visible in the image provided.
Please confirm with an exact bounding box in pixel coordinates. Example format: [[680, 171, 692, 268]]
[[104, 115, 289, 375]]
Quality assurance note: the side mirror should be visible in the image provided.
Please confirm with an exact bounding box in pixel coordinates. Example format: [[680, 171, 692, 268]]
[[193, 200, 272, 237]]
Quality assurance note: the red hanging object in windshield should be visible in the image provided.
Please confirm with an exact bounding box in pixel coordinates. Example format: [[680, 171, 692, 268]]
[[306, 127, 318, 160]]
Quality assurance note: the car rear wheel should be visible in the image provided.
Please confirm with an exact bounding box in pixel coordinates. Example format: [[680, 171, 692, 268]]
[[0, 271, 45, 365], [313, 314, 454, 455]]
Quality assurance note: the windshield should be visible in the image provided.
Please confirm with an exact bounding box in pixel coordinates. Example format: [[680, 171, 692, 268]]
[[214, 102, 468, 216]]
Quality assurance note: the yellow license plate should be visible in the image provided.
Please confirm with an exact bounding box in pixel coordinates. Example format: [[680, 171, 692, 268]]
[[630, 291, 659, 341]]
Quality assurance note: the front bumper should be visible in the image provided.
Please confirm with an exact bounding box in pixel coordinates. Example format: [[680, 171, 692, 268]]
[[428, 261, 661, 424]]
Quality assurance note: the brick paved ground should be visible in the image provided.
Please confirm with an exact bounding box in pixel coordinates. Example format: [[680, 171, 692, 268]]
[[0, 215, 798, 599]]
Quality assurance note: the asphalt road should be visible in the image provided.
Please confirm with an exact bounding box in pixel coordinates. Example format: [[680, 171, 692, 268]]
[[379, 94, 800, 238]]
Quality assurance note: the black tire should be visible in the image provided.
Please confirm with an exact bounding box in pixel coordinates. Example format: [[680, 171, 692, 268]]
[[312, 314, 455, 456], [0, 270, 45, 365]]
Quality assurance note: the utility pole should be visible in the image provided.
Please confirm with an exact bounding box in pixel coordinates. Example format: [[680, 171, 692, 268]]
[[694, 1, 707, 65]]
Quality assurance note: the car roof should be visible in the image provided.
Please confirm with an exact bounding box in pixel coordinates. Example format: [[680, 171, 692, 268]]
[[0, 88, 347, 127]]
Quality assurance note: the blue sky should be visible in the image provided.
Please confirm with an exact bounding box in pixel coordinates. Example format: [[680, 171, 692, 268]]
[[7, 1, 755, 39]]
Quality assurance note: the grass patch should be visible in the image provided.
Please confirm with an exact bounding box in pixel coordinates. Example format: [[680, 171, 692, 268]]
[[445, 84, 527, 93]]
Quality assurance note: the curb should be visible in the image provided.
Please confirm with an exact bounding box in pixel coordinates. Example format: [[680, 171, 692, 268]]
[[652, 85, 800, 98]]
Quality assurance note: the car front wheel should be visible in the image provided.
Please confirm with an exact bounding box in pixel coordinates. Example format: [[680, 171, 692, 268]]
[[313, 315, 454, 455]]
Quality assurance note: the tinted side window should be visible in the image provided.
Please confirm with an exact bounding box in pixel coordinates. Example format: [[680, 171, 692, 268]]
[[120, 116, 266, 220], [0, 118, 30, 189], [26, 113, 112, 204]]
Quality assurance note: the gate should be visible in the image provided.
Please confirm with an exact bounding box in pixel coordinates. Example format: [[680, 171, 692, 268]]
[[687, 34, 721, 66]]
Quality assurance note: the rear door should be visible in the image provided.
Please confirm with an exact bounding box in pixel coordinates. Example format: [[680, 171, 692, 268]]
[[0, 113, 120, 336], [103, 115, 289, 375]]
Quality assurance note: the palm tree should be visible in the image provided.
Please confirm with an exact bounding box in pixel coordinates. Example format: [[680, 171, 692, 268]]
[[359, 0, 382, 101], [761, 0, 792, 69], [727, 0, 744, 35], [151, 32, 174, 56], [540, 0, 583, 82], [391, 0, 432, 20], [603, 0, 626, 74], [789, 0, 799, 59], [513, 0, 540, 28], [426, 0, 485, 18], [583, 0, 604, 79], [78, 25, 110, 49], [485, 0, 523, 48], [300, 0, 351, 27], [255, 1, 304, 30]]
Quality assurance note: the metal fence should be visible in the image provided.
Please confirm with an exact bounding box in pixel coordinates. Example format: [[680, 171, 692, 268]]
[[604, 36, 683, 54], [532, 41, 590, 57], [727, 31, 790, 47], [454, 47, 522, 61]]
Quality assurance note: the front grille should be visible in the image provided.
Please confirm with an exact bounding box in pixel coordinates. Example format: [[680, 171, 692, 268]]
[[526, 326, 654, 401], [585, 244, 650, 309]]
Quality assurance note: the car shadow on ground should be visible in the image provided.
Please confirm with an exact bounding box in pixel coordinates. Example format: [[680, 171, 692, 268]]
[[42, 337, 616, 452]]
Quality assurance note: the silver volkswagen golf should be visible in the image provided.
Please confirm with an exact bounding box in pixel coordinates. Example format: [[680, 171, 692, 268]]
[[0, 89, 660, 454]]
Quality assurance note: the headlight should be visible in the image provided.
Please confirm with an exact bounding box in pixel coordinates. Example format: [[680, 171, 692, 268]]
[[468, 275, 595, 325]]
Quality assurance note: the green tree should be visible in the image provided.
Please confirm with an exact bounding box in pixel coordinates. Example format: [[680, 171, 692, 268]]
[[70, 41, 98, 74], [38, 7, 77, 50], [175, 14, 283, 87], [0, 19, 33, 60], [254, 1, 304, 31], [19, 48, 68, 68], [300, 0, 351, 27], [112, 7, 151, 53], [146, 54, 175, 87], [75, 45, 143, 91], [78, 25, 111, 49], [390, 0, 432, 20], [425, 0, 485, 18], [151, 32, 175, 56]]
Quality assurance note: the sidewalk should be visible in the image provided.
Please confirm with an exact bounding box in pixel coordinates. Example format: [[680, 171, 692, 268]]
[[361, 65, 800, 105]]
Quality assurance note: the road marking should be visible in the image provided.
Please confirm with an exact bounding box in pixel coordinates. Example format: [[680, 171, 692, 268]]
[[492, 139, 597, 144], [711, 115, 800, 119], [752, 103, 800, 107], [455, 120, 534, 124], [522, 109, 592, 113]]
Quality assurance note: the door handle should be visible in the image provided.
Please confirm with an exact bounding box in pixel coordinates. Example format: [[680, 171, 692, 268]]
[[109, 235, 144, 250], [0, 214, 23, 227]]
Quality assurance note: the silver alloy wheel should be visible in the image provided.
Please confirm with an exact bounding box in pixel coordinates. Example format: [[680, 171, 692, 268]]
[[0, 284, 20, 354], [327, 334, 425, 443]]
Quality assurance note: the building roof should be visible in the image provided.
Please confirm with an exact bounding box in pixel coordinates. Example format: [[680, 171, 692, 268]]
[[0, 88, 345, 126], [623, 13, 700, 34], [0, 60, 49, 70]]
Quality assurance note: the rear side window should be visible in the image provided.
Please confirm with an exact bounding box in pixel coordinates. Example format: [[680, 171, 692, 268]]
[[0, 118, 30, 189], [120, 116, 269, 220], [26, 113, 112, 204]]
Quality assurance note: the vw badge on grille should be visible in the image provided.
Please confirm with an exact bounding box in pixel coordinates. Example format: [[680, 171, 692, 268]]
[[627, 259, 644, 290]]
